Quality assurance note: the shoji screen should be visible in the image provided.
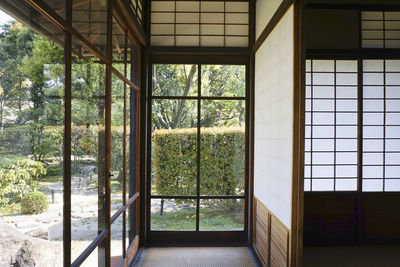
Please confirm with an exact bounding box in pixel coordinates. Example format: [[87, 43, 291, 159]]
[[255, 0, 284, 39], [254, 6, 294, 230], [362, 60, 400, 192], [150, 1, 249, 47], [305, 60, 358, 192]]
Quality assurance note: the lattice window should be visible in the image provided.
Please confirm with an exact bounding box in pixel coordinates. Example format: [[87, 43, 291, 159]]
[[361, 11, 400, 48], [362, 60, 400, 192], [150, 1, 249, 47], [129, 0, 144, 25], [305, 60, 359, 192]]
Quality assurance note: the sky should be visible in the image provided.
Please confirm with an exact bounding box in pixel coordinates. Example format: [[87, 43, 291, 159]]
[[0, 9, 15, 25]]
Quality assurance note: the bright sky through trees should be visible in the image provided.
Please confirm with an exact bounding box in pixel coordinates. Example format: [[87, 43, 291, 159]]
[[0, 10, 14, 26]]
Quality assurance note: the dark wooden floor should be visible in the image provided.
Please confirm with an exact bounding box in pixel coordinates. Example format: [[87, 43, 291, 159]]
[[304, 245, 400, 267]]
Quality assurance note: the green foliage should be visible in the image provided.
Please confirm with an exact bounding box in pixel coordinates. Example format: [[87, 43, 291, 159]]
[[46, 165, 62, 177], [0, 156, 46, 206], [153, 127, 245, 199], [21, 191, 49, 214]]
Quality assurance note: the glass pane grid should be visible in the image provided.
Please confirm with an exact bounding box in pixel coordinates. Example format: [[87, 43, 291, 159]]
[[362, 59, 400, 192], [150, 64, 246, 231], [305, 59, 358, 192], [361, 11, 400, 49]]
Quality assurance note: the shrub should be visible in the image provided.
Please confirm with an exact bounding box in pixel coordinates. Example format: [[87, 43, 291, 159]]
[[0, 156, 45, 206], [21, 191, 49, 214], [153, 127, 245, 200], [46, 165, 62, 176]]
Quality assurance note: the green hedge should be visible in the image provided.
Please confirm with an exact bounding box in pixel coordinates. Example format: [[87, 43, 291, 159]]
[[153, 127, 245, 198], [0, 156, 46, 206], [21, 191, 49, 214]]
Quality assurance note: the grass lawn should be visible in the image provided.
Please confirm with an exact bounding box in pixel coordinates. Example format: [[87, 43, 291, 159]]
[[151, 206, 243, 231]]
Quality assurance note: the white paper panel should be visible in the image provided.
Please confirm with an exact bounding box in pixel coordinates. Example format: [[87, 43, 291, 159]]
[[363, 180, 383, 192], [312, 179, 334, 191], [176, 36, 199, 46], [176, 1, 199, 12], [200, 36, 224, 46], [151, 12, 175, 23], [151, 24, 174, 35], [361, 11, 383, 20], [313, 60, 334, 72], [256, 0, 284, 39], [176, 13, 199, 23], [226, 25, 248, 36], [201, 1, 224, 12], [225, 37, 248, 47], [385, 180, 400, 191], [152, 1, 175, 12], [151, 36, 174, 46], [336, 60, 358, 72], [151, 0, 248, 47], [200, 24, 223, 35], [176, 24, 199, 35], [254, 6, 293, 228], [225, 2, 248, 12], [336, 179, 357, 191], [226, 13, 249, 24], [201, 13, 224, 24]]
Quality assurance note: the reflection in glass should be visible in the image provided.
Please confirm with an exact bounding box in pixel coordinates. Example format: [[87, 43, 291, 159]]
[[151, 199, 196, 230], [200, 199, 244, 230], [111, 75, 124, 211], [73, 0, 108, 55], [71, 55, 105, 262], [112, 16, 126, 74]]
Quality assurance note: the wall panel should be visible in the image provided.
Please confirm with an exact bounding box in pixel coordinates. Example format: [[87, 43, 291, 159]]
[[256, 0, 284, 39], [254, 198, 289, 267], [254, 5, 294, 229]]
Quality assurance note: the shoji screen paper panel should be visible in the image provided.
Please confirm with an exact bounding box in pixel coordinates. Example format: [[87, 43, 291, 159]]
[[361, 11, 400, 49], [255, 0, 284, 39], [151, 1, 249, 47], [305, 60, 358, 192], [254, 6, 293, 229], [363, 60, 400, 192]]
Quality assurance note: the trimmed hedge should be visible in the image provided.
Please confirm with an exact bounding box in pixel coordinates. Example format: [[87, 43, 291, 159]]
[[153, 127, 245, 198]]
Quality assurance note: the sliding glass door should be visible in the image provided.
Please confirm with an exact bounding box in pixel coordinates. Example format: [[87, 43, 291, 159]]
[[148, 64, 248, 243]]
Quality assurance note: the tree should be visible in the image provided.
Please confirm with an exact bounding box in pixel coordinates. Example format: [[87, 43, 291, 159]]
[[20, 34, 64, 161]]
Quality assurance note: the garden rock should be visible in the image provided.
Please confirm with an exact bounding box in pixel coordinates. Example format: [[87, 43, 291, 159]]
[[25, 228, 49, 240], [0, 219, 61, 267]]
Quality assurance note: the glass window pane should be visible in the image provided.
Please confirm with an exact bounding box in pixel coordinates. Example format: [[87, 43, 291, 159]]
[[199, 199, 244, 230], [151, 199, 196, 230], [72, 0, 108, 55], [153, 64, 198, 96], [111, 215, 123, 265], [0, 15, 65, 264], [71, 52, 105, 262], [201, 65, 245, 97], [200, 100, 245, 196], [111, 75, 124, 211], [152, 99, 198, 196], [112, 17, 126, 74]]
